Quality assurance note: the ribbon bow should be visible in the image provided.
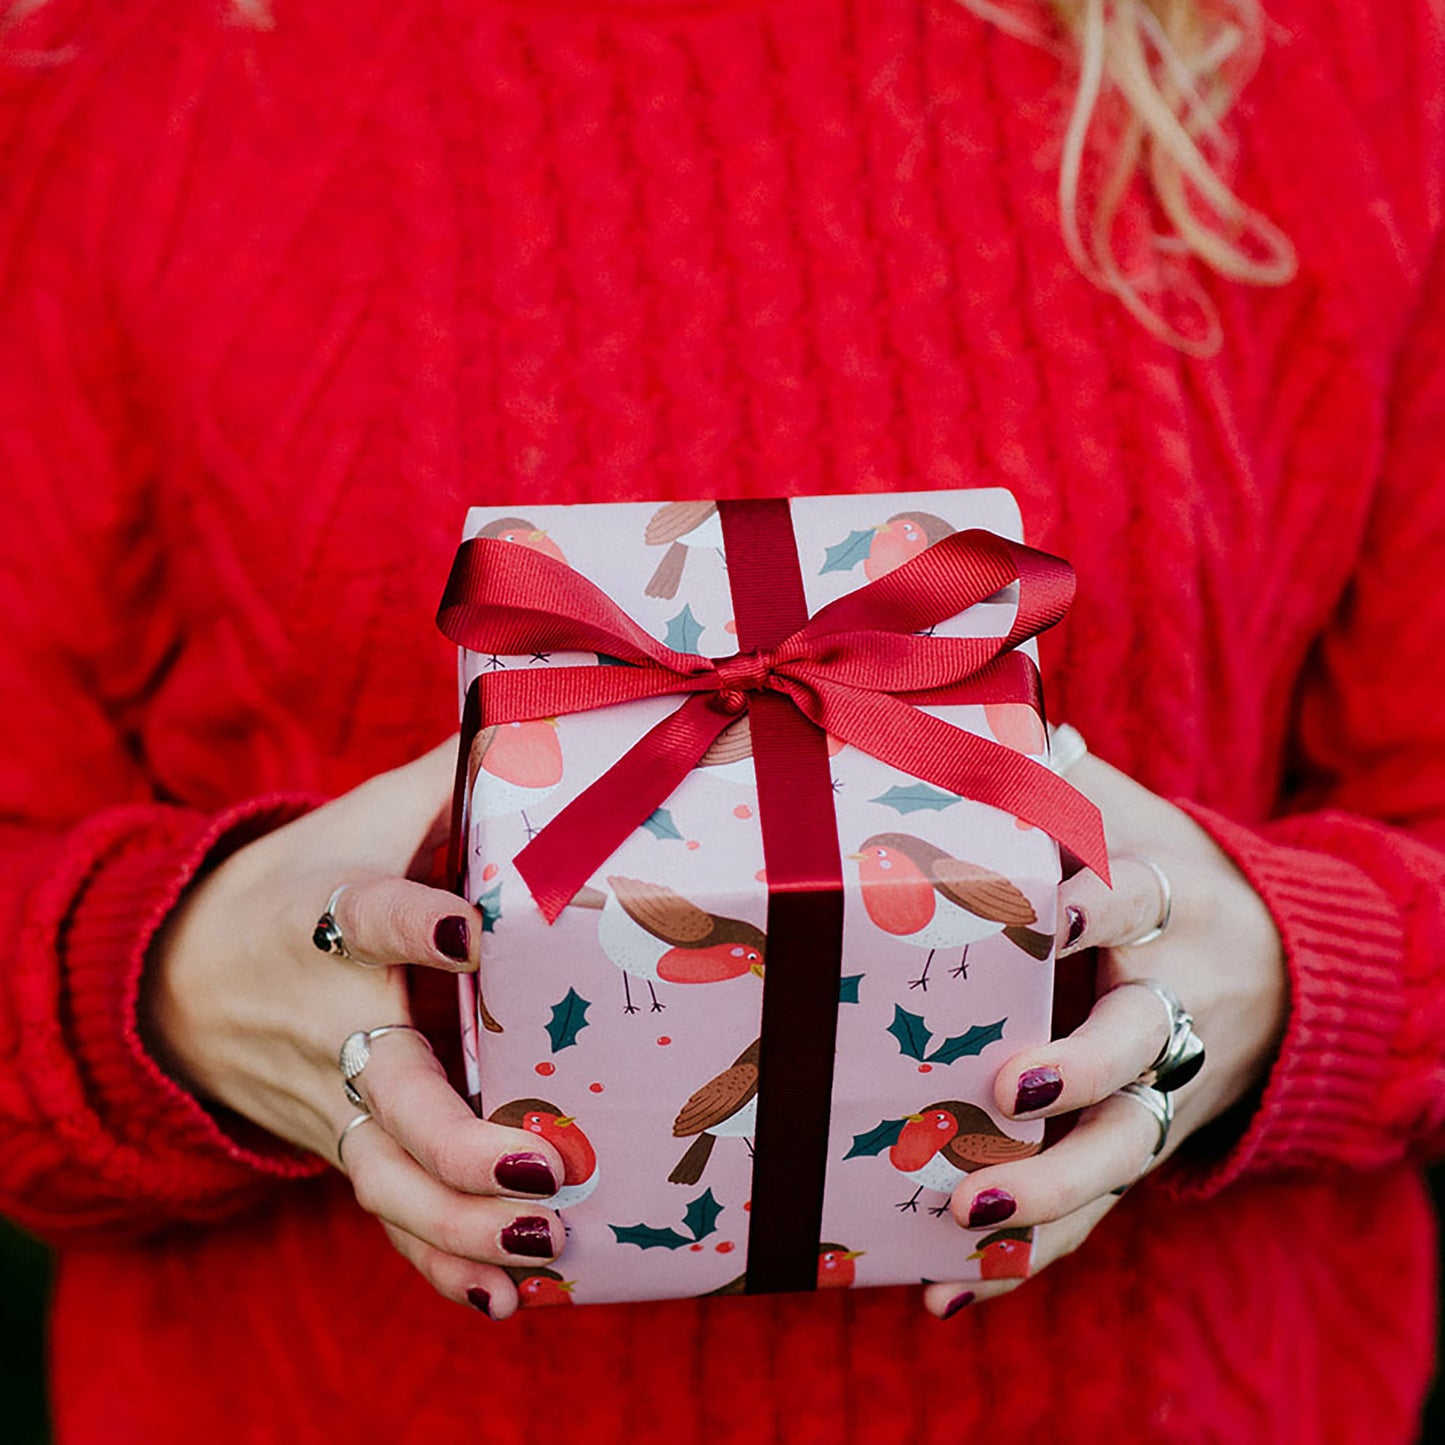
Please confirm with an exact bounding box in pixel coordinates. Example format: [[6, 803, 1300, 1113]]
[[438, 514, 1107, 922]]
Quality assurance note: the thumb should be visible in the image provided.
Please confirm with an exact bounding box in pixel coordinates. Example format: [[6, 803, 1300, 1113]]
[[307, 734, 462, 879]]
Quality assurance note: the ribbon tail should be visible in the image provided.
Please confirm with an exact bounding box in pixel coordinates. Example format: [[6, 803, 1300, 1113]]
[[792, 680, 1110, 884], [516, 695, 737, 922]]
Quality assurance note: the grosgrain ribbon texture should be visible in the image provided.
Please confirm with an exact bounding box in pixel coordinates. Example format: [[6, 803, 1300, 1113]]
[[437, 506, 1108, 923]]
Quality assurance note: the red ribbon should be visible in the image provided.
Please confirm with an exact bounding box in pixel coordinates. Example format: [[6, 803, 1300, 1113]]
[[437, 508, 1107, 922]]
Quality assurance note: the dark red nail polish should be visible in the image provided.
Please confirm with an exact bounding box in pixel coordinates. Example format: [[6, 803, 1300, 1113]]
[[496, 1153, 558, 1197], [434, 916, 471, 962], [466, 1287, 493, 1317], [1015, 1065, 1063, 1115], [941, 1291, 975, 1319], [1064, 904, 1086, 948], [967, 1188, 1018, 1229], [501, 1216, 556, 1259]]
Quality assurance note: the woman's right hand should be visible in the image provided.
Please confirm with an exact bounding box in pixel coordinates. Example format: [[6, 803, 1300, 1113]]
[[141, 739, 564, 1320]]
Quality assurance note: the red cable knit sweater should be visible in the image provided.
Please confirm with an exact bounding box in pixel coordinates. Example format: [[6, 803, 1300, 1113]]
[[2, 1, 1444, 1440]]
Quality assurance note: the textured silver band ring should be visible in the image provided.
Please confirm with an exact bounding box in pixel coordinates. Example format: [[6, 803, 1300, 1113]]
[[1128, 978, 1207, 1093], [339, 1023, 435, 1108], [1047, 723, 1089, 777], [1109, 1081, 1174, 1196], [312, 884, 353, 958], [1114, 855, 1174, 947], [336, 1110, 375, 1168]]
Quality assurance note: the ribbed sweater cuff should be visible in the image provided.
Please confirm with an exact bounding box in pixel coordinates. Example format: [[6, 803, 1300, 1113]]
[[66, 795, 331, 1199], [1159, 803, 1406, 1199]]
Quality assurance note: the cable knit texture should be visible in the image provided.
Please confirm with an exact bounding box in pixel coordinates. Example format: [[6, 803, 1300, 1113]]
[[1, 1, 1443, 1440]]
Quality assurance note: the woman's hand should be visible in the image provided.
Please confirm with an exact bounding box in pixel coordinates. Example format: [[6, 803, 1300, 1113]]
[[922, 747, 1289, 1318], [142, 740, 564, 1320]]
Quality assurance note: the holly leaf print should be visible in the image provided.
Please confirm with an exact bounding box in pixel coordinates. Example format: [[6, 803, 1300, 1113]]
[[545, 988, 592, 1053], [682, 1189, 723, 1242], [641, 807, 684, 841], [886, 1005, 932, 1062], [476, 881, 503, 934], [844, 1118, 906, 1159], [663, 605, 705, 655], [838, 974, 863, 1005], [869, 783, 962, 815], [609, 1222, 696, 1251], [596, 652, 635, 668], [820, 528, 877, 575], [926, 1018, 1007, 1065]]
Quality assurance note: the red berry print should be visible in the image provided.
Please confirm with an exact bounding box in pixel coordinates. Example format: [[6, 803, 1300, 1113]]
[[535, 1062, 556, 1077], [481, 862, 500, 881], [690, 1243, 703, 1252], [715, 1241, 734, 1254], [657, 1036, 672, 1047], [589, 1082, 604, 1093], [686, 840, 701, 851], [742, 1201, 751, 1212], [1014, 816, 1036, 831], [733, 804, 752, 819], [754, 869, 767, 884], [918, 1063, 933, 1073]]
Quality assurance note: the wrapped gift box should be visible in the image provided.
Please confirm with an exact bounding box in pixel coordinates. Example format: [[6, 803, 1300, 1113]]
[[438, 491, 1100, 1307]]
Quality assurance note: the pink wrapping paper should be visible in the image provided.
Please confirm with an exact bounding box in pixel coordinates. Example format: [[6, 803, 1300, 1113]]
[[452, 491, 1058, 1305]]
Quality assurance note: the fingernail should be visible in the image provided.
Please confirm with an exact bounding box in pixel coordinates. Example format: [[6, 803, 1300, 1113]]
[[501, 1216, 556, 1259], [466, 1287, 493, 1318], [1063, 904, 1086, 949], [496, 1153, 558, 1197], [1014, 1065, 1063, 1115], [434, 916, 471, 962], [967, 1188, 1018, 1229], [941, 1291, 975, 1320]]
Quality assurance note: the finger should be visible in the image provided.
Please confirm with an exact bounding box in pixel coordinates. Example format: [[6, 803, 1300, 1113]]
[[994, 982, 1171, 1119], [922, 1192, 1115, 1318], [327, 875, 482, 972], [951, 1092, 1165, 1232], [342, 1117, 564, 1267], [329, 736, 464, 873], [349, 1028, 566, 1198], [1057, 854, 1172, 957], [380, 1222, 525, 1319]]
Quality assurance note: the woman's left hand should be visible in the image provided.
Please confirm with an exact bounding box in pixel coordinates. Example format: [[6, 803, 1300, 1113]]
[[922, 747, 1288, 1318]]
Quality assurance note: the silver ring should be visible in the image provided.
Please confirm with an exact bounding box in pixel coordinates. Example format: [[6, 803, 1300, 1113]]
[[1125, 978, 1206, 1093], [312, 885, 353, 958], [1109, 1081, 1173, 1195], [1047, 723, 1089, 776], [338, 1024, 435, 1107], [336, 1110, 375, 1167], [1114, 855, 1173, 947]]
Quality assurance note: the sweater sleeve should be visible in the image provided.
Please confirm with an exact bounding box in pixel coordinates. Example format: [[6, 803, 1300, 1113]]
[[0, 35, 327, 1247], [1163, 223, 1445, 1198]]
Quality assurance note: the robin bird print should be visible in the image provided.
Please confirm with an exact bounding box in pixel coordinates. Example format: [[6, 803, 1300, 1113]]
[[849, 832, 1052, 989], [643, 500, 722, 599], [468, 718, 563, 835], [969, 1226, 1033, 1280], [569, 877, 765, 1014], [694, 713, 846, 788], [669, 1039, 760, 1185], [475, 514, 569, 564], [702, 1242, 865, 1296], [889, 1101, 1039, 1214], [506, 1266, 577, 1308], [487, 1098, 599, 1210], [863, 511, 955, 581]]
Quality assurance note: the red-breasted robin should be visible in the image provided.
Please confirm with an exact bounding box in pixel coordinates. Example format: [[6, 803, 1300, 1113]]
[[487, 1098, 599, 1209], [643, 500, 722, 599], [969, 1226, 1033, 1280], [703, 1242, 865, 1295], [863, 511, 954, 581], [570, 877, 765, 1013], [506, 1266, 578, 1307], [848, 832, 1052, 989], [468, 718, 563, 823], [888, 1101, 1039, 1213], [669, 1039, 759, 1185], [475, 514, 568, 563]]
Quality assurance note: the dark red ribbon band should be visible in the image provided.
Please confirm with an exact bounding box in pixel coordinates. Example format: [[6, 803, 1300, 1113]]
[[439, 499, 1105, 1294]]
